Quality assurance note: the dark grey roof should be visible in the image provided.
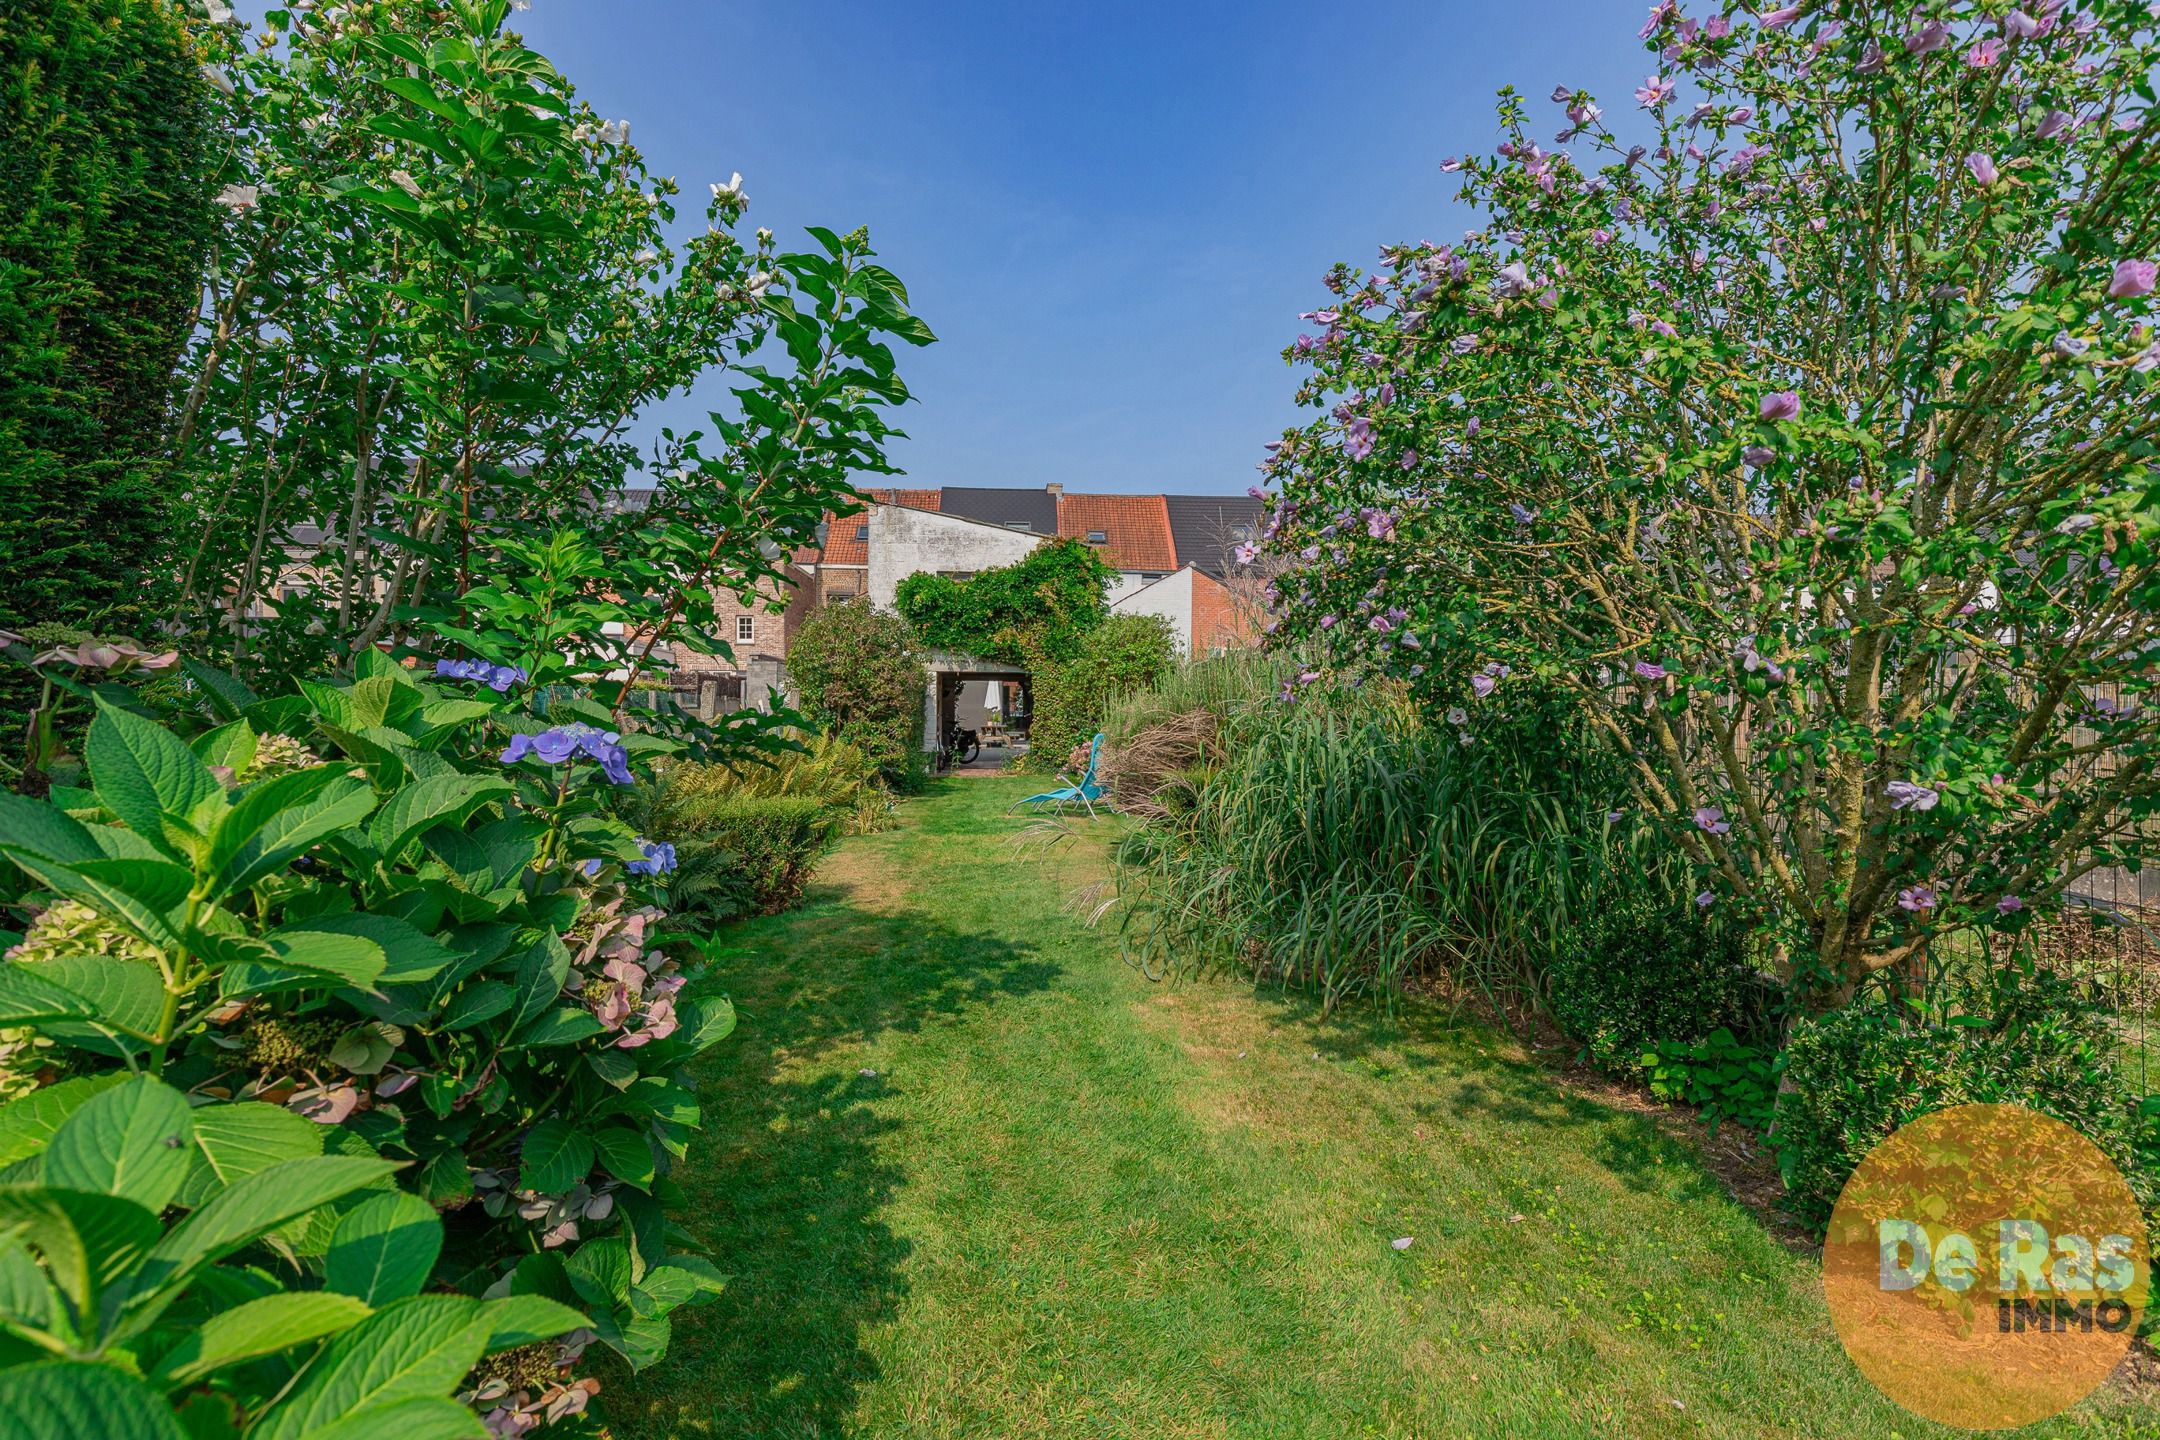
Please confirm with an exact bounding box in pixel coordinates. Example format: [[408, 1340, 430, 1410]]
[[1163, 494, 1264, 576], [936, 486, 1058, 533]]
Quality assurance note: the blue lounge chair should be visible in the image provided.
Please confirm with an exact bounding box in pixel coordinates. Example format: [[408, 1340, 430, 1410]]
[[1019, 733, 1105, 816]]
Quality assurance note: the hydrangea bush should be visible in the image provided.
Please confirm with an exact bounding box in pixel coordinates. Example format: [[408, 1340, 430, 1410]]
[[1256, 0, 2160, 1011], [0, 654, 742, 1433]]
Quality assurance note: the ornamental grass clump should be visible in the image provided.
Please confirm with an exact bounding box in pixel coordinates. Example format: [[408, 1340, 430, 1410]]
[[1253, 0, 2160, 1019], [1112, 673, 1676, 1014]]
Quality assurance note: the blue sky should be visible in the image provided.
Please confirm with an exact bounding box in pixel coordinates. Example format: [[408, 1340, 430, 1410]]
[[270, 1, 1660, 494]]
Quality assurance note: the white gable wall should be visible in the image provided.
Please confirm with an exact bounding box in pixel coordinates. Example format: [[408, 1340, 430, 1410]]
[[866, 504, 1043, 608], [1109, 566, 1196, 653]]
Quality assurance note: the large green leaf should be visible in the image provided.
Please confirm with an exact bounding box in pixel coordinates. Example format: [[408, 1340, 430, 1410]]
[[594, 1302, 671, 1371], [190, 720, 258, 776], [177, 1102, 322, 1207], [42, 1077, 195, 1212], [14, 953, 167, 1047], [627, 1254, 726, 1317], [203, 766, 348, 890], [2, 851, 185, 951], [250, 1295, 492, 1440], [124, 1157, 398, 1317], [508, 1006, 603, 1049], [434, 980, 514, 1031], [515, 1118, 593, 1194], [85, 700, 221, 852], [367, 775, 512, 863], [500, 932, 570, 1033], [589, 1127, 656, 1189], [287, 1396, 488, 1440], [150, 1290, 372, 1389], [0, 965, 107, 1031], [0, 1187, 161, 1321], [0, 1239, 58, 1330], [324, 1191, 441, 1305], [479, 1293, 587, 1352], [304, 914, 456, 984], [0, 1361, 186, 1440], [563, 1235, 631, 1309], [0, 1074, 132, 1168], [217, 773, 379, 896], [179, 657, 257, 721], [0, 791, 102, 865], [261, 928, 388, 989]]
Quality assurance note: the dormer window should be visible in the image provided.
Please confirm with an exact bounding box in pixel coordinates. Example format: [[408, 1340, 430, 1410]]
[[855, 524, 869, 541], [1086, 529, 1107, 544]]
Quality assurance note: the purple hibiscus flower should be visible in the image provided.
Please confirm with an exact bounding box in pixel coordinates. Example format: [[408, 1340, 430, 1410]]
[[1965, 152, 2000, 187], [1694, 805, 1731, 835], [1633, 659, 1668, 681], [1897, 885, 1938, 912], [1635, 74, 1677, 109], [2109, 259, 2157, 299], [1758, 390, 1800, 422], [1886, 779, 1940, 811]]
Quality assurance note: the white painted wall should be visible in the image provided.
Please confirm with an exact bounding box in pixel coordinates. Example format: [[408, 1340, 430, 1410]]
[[865, 504, 1041, 608], [1105, 570, 1157, 604], [1109, 567, 1196, 653]]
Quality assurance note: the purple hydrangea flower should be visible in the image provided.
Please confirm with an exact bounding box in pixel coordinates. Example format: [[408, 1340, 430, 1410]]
[[1886, 779, 1940, 811], [501, 724, 635, 785], [435, 658, 528, 693], [626, 840, 678, 876]]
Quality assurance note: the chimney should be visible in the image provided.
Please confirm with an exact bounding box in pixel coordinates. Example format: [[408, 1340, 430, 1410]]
[[1045, 482, 1063, 496]]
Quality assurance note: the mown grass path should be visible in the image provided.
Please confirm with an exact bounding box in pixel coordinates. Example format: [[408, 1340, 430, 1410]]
[[612, 776, 2153, 1440]]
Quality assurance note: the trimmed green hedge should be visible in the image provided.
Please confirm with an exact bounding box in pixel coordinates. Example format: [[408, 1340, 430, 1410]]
[[0, 0, 212, 635]]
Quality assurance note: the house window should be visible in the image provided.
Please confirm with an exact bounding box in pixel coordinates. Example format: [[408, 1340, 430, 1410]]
[[1004, 521, 1032, 531], [1086, 529, 1107, 544], [937, 570, 975, 581], [854, 524, 869, 540], [1140, 572, 1168, 582], [736, 615, 755, 643]]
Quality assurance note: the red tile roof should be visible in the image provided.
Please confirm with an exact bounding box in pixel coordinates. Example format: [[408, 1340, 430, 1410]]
[[1055, 493, 1176, 572]]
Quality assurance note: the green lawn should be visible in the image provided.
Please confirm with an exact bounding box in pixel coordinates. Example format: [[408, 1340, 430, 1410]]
[[608, 776, 2156, 1440]]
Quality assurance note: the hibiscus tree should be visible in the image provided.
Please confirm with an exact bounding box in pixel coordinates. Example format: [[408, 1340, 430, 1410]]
[[1259, 0, 2160, 1010]]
